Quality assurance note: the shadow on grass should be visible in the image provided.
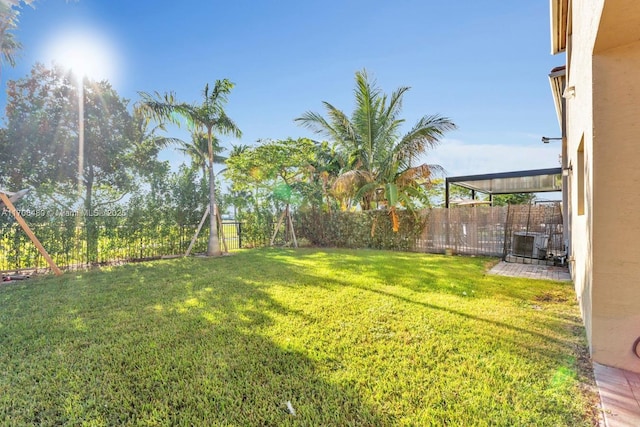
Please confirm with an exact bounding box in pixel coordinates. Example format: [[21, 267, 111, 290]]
[[0, 258, 386, 426], [0, 248, 592, 425], [252, 248, 583, 363]]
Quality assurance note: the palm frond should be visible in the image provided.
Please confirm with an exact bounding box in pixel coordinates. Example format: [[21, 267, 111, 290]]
[[395, 114, 456, 164], [136, 91, 183, 126], [331, 169, 374, 198], [214, 111, 242, 138]]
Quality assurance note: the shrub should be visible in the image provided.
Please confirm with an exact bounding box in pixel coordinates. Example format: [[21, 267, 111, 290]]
[[294, 209, 426, 251]]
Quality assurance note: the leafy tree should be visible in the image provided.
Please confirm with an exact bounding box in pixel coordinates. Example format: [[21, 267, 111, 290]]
[[169, 164, 209, 227], [225, 138, 316, 207], [137, 81, 242, 256], [426, 178, 473, 207], [426, 179, 536, 207], [1, 63, 155, 261], [296, 69, 455, 227], [492, 193, 535, 206], [225, 138, 317, 242]]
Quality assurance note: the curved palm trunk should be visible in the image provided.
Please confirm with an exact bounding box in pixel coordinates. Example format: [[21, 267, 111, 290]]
[[207, 129, 221, 256]]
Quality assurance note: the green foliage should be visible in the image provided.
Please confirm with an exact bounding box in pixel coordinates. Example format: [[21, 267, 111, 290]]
[[295, 210, 426, 251], [0, 0, 36, 71], [296, 69, 456, 213], [137, 81, 242, 256], [0, 249, 596, 425], [225, 138, 321, 228], [493, 193, 536, 206], [226, 138, 316, 192], [236, 208, 275, 248], [0, 63, 167, 262]]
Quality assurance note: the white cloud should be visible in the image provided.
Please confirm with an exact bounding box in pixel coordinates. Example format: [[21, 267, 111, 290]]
[[427, 139, 562, 178]]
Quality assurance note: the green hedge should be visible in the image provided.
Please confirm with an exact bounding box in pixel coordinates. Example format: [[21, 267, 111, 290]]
[[294, 210, 426, 251]]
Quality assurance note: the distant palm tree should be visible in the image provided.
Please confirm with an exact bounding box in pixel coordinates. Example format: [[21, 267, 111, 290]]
[[137, 81, 242, 256], [296, 69, 456, 218], [179, 131, 227, 178], [0, 1, 37, 78], [0, 30, 20, 69]]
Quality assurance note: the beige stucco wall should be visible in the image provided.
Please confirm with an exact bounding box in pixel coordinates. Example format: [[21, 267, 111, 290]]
[[591, 40, 640, 370], [564, 0, 603, 358], [564, 0, 640, 371]]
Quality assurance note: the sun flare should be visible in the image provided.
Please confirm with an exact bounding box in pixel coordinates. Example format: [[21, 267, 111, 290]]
[[42, 26, 120, 83]]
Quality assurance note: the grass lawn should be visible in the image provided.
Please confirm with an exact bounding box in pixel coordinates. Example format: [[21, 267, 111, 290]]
[[0, 248, 597, 426]]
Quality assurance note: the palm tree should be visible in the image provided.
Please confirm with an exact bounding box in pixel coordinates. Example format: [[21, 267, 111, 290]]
[[296, 69, 456, 218], [179, 131, 227, 178], [0, 0, 36, 79], [137, 81, 242, 256]]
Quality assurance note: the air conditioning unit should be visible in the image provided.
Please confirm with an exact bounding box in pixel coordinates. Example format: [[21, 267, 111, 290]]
[[512, 232, 549, 259]]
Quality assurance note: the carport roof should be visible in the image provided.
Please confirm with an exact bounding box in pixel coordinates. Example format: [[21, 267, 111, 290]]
[[445, 168, 562, 207]]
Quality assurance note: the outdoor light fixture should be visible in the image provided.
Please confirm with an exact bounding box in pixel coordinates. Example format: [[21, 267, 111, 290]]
[[541, 136, 563, 143], [563, 85, 576, 99]]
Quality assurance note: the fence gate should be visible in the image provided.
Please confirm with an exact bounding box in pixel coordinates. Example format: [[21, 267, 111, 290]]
[[503, 202, 565, 265]]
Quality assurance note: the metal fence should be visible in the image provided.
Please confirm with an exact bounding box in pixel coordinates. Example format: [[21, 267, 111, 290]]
[[0, 221, 261, 273], [503, 203, 565, 264], [2, 205, 566, 273]]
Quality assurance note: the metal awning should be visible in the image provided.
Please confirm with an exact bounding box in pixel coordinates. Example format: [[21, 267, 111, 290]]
[[445, 168, 562, 207]]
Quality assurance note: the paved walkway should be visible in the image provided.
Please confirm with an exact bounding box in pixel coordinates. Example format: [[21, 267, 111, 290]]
[[594, 363, 640, 426], [489, 261, 571, 281], [489, 261, 640, 426]]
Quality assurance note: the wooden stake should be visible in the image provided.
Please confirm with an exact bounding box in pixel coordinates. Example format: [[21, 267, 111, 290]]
[[286, 206, 298, 248], [270, 209, 287, 246], [0, 192, 62, 276], [185, 205, 210, 257]]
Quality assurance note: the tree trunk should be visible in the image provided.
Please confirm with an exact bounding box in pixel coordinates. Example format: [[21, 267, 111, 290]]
[[207, 128, 221, 256], [84, 164, 98, 264]]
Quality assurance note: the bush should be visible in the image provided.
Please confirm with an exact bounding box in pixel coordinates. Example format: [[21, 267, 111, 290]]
[[295, 209, 426, 251]]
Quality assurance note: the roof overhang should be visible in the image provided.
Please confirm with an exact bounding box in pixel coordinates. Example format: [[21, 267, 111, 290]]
[[446, 168, 562, 199], [550, 0, 569, 54], [594, 0, 640, 53], [548, 65, 566, 129]]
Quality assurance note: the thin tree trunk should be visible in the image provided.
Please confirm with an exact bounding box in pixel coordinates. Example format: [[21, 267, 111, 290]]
[[207, 128, 221, 256], [84, 165, 97, 264]]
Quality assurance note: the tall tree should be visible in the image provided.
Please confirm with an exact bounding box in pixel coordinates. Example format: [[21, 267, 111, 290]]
[[137, 81, 242, 256], [225, 138, 317, 211], [296, 69, 456, 215], [0, 63, 152, 261]]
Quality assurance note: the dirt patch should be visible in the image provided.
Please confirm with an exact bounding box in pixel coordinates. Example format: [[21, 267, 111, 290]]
[[534, 291, 569, 303]]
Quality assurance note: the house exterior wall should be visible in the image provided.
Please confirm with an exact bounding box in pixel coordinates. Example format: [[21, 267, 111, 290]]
[[563, 0, 640, 371], [564, 0, 603, 358], [591, 40, 640, 370]]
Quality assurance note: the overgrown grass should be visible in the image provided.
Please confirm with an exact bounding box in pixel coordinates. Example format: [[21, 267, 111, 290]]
[[0, 248, 596, 426]]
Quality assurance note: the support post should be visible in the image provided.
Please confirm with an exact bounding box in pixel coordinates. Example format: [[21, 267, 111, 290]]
[[0, 192, 62, 276], [270, 210, 287, 246], [286, 205, 298, 248], [185, 205, 210, 257], [445, 178, 450, 208]]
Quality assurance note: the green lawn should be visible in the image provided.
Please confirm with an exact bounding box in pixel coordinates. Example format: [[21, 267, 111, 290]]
[[0, 248, 597, 426]]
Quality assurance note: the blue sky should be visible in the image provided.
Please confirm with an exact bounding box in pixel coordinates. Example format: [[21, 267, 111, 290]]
[[2, 0, 565, 178]]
